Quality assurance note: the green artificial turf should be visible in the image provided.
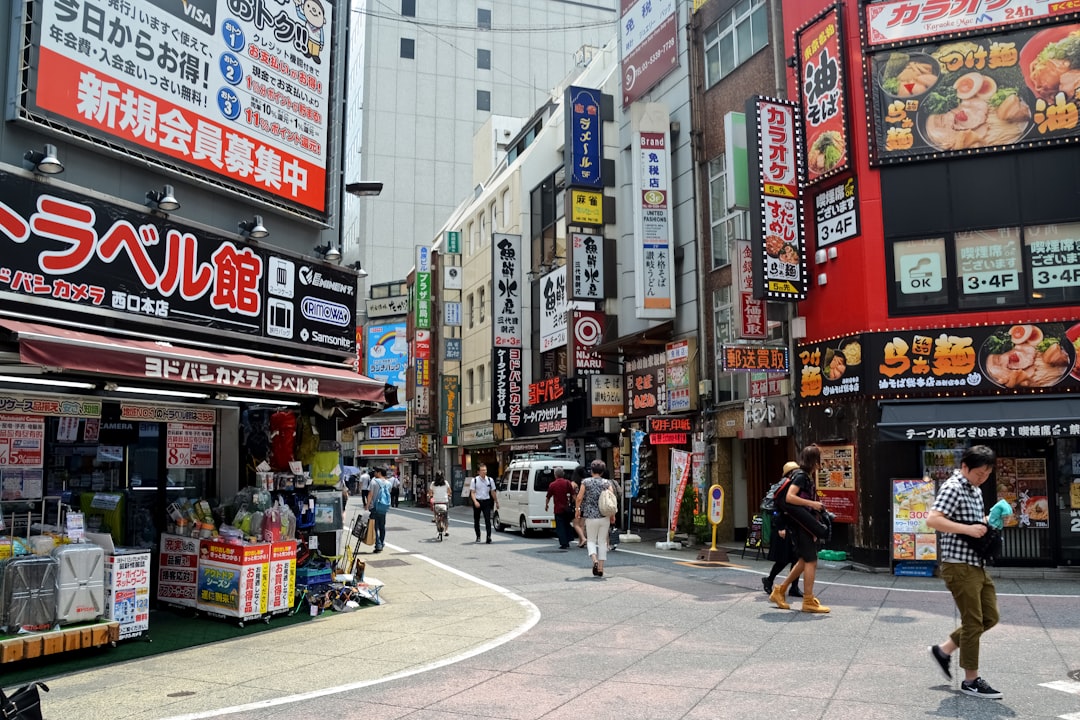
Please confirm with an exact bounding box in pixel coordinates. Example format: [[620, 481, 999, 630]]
[[0, 606, 314, 688]]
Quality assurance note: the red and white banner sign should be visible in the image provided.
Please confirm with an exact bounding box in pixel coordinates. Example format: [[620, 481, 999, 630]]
[[737, 240, 766, 339], [167, 422, 214, 468], [0, 414, 45, 468], [28, 0, 332, 212], [865, 0, 1076, 47], [570, 310, 606, 375]]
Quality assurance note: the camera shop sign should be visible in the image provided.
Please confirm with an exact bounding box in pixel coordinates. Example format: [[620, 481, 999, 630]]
[[0, 171, 355, 355], [515, 401, 569, 437], [647, 415, 692, 445]]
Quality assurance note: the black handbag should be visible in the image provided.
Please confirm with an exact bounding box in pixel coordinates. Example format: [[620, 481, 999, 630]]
[[960, 522, 1002, 563], [0, 681, 48, 720]]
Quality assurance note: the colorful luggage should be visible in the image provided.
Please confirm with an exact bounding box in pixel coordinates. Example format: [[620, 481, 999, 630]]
[[1, 555, 58, 633], [53, 543, 105, 625]]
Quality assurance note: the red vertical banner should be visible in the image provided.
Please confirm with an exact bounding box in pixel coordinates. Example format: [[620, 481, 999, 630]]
[[796, 5, 850, 185]]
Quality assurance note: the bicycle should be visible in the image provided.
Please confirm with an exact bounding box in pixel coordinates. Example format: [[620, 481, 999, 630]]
[[433, 502, 449, 541]]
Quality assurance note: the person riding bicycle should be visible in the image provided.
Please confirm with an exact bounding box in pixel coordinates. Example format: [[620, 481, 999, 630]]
[[429, 472, 450, 536]]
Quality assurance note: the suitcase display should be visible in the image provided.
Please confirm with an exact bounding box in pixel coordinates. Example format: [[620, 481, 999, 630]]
[[1, 555, 58, 633], [53, 543, 105, 625]]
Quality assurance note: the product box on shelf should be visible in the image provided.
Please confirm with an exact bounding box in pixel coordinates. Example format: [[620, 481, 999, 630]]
[[196, 540, 270, 621], [157, 533, 200, 608]]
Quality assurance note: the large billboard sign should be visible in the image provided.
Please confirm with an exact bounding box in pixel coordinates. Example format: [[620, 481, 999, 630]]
[[869, 21, 1080, 164], [0, 171, 354, 355], [796, 5, 850, 186], [865, 0, 1080, 47], [20, 0, 332, 213], [366, 324, 407, 411], [633, 131, 675, 318], [620, 0, 679, 107]]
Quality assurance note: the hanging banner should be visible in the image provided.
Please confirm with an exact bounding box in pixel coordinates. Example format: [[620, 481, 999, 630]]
[[633, 131, 675, 317], [630, 428, 645, 499], [492, 234, 522, 347], [668, 448, 692, 540], [620, 0, 679, 107], [796, 5, 850, 185], [736, 239, 766, 339], [571, 310, 606, 376], [415, 246, 431, 330], [747, 97, 807, 301], [440, 375, 460, 446]]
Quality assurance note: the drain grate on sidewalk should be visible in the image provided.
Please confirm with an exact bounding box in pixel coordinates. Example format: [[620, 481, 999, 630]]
[[365, 558, 408, 568]]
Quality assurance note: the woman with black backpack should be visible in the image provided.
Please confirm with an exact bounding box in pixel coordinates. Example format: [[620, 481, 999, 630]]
[[762, 461, 802, 598]]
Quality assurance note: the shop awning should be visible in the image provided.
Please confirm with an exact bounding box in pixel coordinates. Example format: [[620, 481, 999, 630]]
[[878, 398, 1080, 441], [1, 319, 394, 406]]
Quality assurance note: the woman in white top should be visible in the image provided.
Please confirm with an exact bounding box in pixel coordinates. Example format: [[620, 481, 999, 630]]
[[429, 472, 450, 535]]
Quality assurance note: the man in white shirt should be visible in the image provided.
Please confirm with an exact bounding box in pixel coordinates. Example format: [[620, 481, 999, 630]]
[[469, 464, 499, 544], [389, 470, 401, 508], [358, 468, 371, 505]]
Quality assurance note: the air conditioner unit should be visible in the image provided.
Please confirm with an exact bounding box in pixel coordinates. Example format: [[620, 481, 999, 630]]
[[698, 379, 713, 398], [603, 417, 620, 434]]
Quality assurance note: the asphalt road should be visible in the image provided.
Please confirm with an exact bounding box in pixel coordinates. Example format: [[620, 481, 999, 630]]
[[32, 504, 1080, 720]]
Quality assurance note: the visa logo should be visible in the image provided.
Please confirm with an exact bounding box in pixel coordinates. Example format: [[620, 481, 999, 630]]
[[182, 0, 212, 30]]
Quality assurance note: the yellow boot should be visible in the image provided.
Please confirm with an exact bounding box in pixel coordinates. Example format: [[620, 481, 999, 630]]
[[801, 594, 830, 613], [769, 582, 790, 610]]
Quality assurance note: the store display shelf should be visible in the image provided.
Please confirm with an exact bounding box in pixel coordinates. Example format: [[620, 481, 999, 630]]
[[0, 620, 120, 664]]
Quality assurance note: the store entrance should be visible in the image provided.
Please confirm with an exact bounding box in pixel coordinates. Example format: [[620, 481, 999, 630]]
[[1053, 437, 1080, 565], [45, 405, 214, 550]]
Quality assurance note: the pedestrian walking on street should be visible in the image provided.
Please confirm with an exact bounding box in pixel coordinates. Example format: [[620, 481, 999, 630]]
[[769, 444, 831, 613], [576, 459, 612, 577], [762, 460, 802, 598], [429, 472, 450, 536], [570, 466, 588, 548], [926, 444, 1003, 699], [470, 464, 499, 543], [365, 467, 392, 553], [389, 470, 401, 508], [358, 467, 371, 505], [545, 467, 576, 549]]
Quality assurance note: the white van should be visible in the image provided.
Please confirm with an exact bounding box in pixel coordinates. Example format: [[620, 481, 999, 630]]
[[493, 457, 581, 535]]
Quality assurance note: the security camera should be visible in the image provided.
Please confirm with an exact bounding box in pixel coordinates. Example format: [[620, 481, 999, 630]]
[[824, 407, 835, 417]]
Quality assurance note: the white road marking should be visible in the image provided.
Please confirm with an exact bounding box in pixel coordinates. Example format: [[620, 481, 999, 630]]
[[1042, 679, 1080, 695], [156, 546, 541, 720]]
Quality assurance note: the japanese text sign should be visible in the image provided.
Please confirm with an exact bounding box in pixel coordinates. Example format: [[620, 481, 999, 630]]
[[166, 422, 214, 468], [589, 373, 623, 418], [813, 176, 860, 247], [665, 338, 696, 413], [796, 5, 850, 185], [795, 335, 864, 400], [25, 0, 333, 213], [491, 347, 522, 428], [440, 375, 459, 445], [620, 0, 679, 107], [818, 444, 857, 523], [492, 234, 522, 347], [865, 0, 1079, 47], [634, 131, 675, 317], [570, 189, 604, 226], [528, 376, 568, 406], [624, 352, 667, 418], [0, 171, 354, 355], [415, 246, 431, 330], [869, 22, 1080, 164], [565, 85, 603, 188], [570, 232, 605, 300], [570, 310, 606, 376], [736, 240, 766, 339], [748, 97, 806, 301], [539, 265, 568, 352], [721, 345, 789, 373]]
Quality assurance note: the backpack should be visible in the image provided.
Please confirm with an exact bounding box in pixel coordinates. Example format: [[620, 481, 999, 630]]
[[598, 483, 618, 518], [763, 473, 798, 513], [374, 480, 392, 513]]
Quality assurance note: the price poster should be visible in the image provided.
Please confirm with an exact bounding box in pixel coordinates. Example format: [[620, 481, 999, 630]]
[[817, 444, 857, 523], [167, 423, 214, 469], [892, 478, 938, 562], [0, 415, 45, 468]]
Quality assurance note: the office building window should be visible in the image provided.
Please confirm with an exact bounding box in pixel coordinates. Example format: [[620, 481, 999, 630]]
[[478, 364, 486, 401], [704, 0, 768, 87], [713, 287, 749, 402], [478, 48, 491, 69], [477, 89, 491, 111], [401, 0, 415, 17], [400, 38, 414, 59], [478, 8, 491, 29], [709, 154, 747, 269], [467, 369, 475, 405], [467, 293, 475, 329], [478, 286, 486, 323]]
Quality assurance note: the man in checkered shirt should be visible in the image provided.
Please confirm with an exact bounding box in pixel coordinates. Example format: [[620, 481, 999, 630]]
[[926, 445, 1002, 699]]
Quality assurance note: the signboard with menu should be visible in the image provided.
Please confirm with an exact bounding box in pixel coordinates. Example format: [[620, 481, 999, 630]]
[[796, 5, 850, 185], [795, 335, 864, 400], [869, 21, 1080, 164], [817, 444, 857, 523], [891, 478, 939, 573]]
